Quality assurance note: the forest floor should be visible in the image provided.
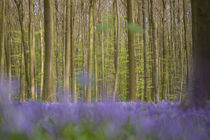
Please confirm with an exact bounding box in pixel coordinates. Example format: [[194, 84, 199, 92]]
[[0, 100, 209, 140]]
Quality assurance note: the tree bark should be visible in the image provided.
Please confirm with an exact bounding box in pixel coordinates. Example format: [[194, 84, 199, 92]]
[[183, 0, 210, 108], [183, 0, 190, 85], [38, 0, 44, 99], [100, 6, 105, 101], [40, 20, 44, 99], [64, 0, 71, 100], [20, 44, 25, 101], [70, 0, 75, 102], [127, 0, 136, 101], [150, 0, 159, 102], [55, 0, 59, 94], [113, 0, 119, 101], [161, 0, 167, 100], [43, 0, 56, 101], [93, 5, 98, 102], [14, 0, 30, 99], [0, 0, 5, 83], [142, 0, 147, 102], [87, 0, 94, 103], [29, 0, 36, 99]]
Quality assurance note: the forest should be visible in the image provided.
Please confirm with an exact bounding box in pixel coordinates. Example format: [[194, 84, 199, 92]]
[[0, 0, 209, 140]]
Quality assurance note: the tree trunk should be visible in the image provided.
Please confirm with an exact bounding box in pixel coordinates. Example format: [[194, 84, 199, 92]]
[[113, 0, 119, 101], [61, 1, 66, 99], [178, 0, 184, 101], [20, 44, 25, 101], [0, 0, 5, 83], [87, 0, 94, 103], [55, 0, 59, 93], [14, 0, 30, 99], [142, 0, 147, 102], [100, 11, 105, 101], [29, 0, 36, 99], [183, 0, 190, 85], [40, 21, 44, 99], [43, 0, 56, 101], [6, 34, 12, 98], [150, 0, 159, 102], [183, 0, 210, 108], [93, 6, 98, 102], [64, 0, 71, 100], [127, 0, 136, 101], [38, 0, 44, 99], [161, 0, 167, 100], [70, 0, 75, 102], [81, 1, 87, 101]]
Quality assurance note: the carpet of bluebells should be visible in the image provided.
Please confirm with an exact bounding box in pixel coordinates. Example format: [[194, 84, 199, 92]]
[[0, 100, 210, 140], [0, 83, 210, 140]]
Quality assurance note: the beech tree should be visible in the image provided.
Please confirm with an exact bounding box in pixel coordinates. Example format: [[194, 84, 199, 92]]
[[29, 0, 35, 99], [14, 0, 30, 99], [150, 0, 159, 102], [127, 0, 136, 101], [64, 0, 71, 99], [43, 0, 56, 101], [142, 0, 147, 101], [113, 0, 120, 101], [183, 0, 210, 108], [87, 0, 94, 103], [0, 0, 5, 82]]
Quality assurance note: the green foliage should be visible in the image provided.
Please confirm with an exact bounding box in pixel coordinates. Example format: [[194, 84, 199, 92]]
[[35, 29, 44, 35], [96, 23, 114, 32], [127, 24, 143, 34], [60, 122, 107, 140], [8, 133, 29, 140], [9, 30, 21, 34]]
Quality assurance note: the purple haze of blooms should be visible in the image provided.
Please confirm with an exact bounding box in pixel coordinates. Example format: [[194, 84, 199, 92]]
[[0, 80, 210, 140], [0, 101, 210, 140]]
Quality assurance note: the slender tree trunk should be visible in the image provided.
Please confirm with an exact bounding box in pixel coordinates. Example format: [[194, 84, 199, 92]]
[[5, 34, 12, 97], [70, 0, 75, 102], [29, 0, 35, 99], [14, 0, 30, 99], [5, 2, 12, 99], [100, 11, 105, 101], [113, 0, 119, 101], [142, 0, 147, 102], [183, 0, 210, 108], [55, 0, 59, 93], [20, 44, 25, 101], [150, 0, 159, 102], [81, 1, 87, 101], [61, 1, 66, 98], [183, 0, 190, 85], [148, 0, 152, 102], [172, 0, 176, 95], [64, 0, 71, 100], [178, 0, 183, 101], [0, 0, 5, 83], [43, 0, 56, 101], [161, 0, 167, 100], [38, 0, 44, 99], [40, 21, 44, 99], [93, 6, 98, 102], [87, 0, 94, 103], [127, 0, 136, 101]]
